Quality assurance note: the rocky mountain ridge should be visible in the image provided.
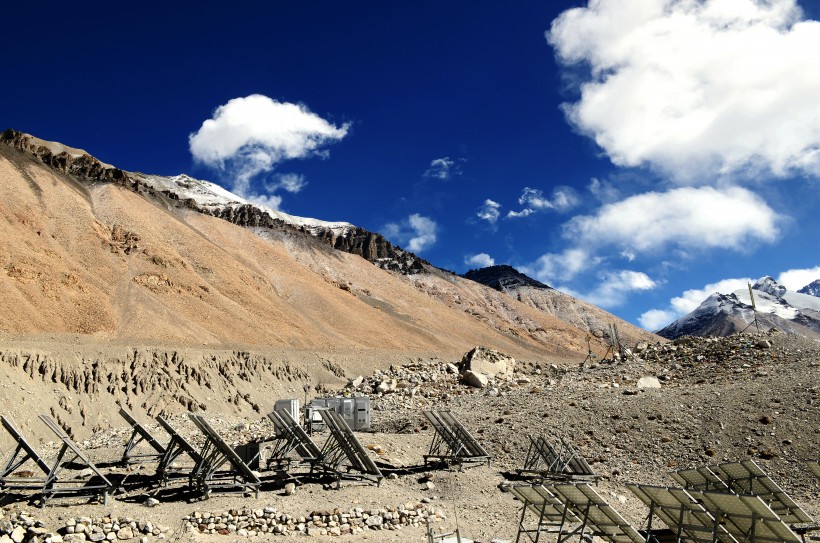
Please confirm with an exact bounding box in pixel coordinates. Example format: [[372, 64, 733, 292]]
[[658, 276, 820, 340], [0, 129, 427, 274]]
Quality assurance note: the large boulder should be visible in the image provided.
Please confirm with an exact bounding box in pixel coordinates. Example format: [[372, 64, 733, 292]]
[[459, 346, 515, 380], [462, 370, 489, 388]]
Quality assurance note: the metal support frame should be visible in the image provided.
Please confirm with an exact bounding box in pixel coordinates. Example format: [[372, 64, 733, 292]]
[[118, 408, 166, 465], [317, 409, 382, 486], [672, 461, 814, 527], [266, 409, 323, 469], [154, 416, 202, 485], [422, 410, 491, 468], [510, 485, 580, 543], [0, 415, 114, 507], [518, 436, 600, 483], [187, 414, 260, 498]]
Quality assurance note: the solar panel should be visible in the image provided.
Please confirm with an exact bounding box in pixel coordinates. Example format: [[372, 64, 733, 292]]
[[266, 409, 322, 463], [317, 410, 382, 485], [691, 489, 802, 543], [807, 461, 820, 478], [1, 415, 52, 479], [675, 461, 812, 524], [154, 416, 202, 483], [671, 466, 730, 491], [187, 414, 261, 497], [118, 408, 166, 464], [509, 485, 580, 524], [423, 410, 491, 467], [38, 415, 113, 505], [519, 436, 601, 484], [549, 483, 644, 543], [627, 483, 738, 543]]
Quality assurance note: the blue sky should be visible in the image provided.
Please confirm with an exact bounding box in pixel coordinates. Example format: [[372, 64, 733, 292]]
[[3, 0, 820, 331]]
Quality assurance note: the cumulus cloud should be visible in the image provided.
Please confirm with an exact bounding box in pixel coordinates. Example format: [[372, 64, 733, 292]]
[[424, 157, 463, 180], [383, 213, 438, 253], [638, 276, 752, 330], [580, 270, 658, 308], [547, 0, 820, 181], [188, 94, 348, 204], [507, 186, 580, 218], [476, 199, 502, 223], [566, 186, 782, 253], [778, 266, 820, 291], [527, 248, 597, 284], [465, 253, 495, 268]]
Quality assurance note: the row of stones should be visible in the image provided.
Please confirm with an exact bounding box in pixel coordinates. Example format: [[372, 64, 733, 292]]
[[58, 516, 172, 543], [184, 503, 445, 537]]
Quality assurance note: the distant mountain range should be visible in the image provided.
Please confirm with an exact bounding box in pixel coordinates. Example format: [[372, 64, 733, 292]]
[[657, 276, 820, 340]]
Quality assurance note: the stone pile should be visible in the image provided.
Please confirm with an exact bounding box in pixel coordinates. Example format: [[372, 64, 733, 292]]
[[0, 511, 61, 543], [59, 516, 172, 543], [184, 503, 444, 537]]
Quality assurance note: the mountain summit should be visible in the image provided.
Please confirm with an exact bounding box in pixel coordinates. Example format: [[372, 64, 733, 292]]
[[657, 276, 820, 340], [798, 279, 820, 297], [462, 264, 652, 346], [463, 264, 551, 291]]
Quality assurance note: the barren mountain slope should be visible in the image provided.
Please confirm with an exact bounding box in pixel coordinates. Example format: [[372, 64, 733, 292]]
[[464, 265, 657, 346]]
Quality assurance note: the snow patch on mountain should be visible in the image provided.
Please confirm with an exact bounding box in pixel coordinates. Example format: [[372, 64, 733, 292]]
[[137, 173, 354, 235]]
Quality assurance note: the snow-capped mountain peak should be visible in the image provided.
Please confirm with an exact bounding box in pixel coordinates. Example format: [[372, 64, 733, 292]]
[[751, 276, 787, 298], [657, 275, 820, 340], [798, 279, 820, 298]]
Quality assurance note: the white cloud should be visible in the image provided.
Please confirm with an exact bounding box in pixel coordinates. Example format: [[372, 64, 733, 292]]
[[247, 193, 283, 210], [638, 309, 678, 331], [778, 266, 820, 290], [188, 95, 349, 204], [476, 199, 501, 223], [548, 0, 820, 181], [566, 186, 781, 253], [638, 276, 752, 330], [580, 270, 658, 308], [383, 213, 438, 253], [588, 177, 620, 202], [528, 248, 597, 283], [465, 253, 495, 268], [507, 186, 580, 218], [268, 173, 307, 194], [424, 157, 463, 180]]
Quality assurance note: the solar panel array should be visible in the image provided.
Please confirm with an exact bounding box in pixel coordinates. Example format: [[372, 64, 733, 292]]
[[548, 483, 645, 543], [690, 489, 802, 543], [627, 483, 738, 543], [519, 436, 600, 482], [318, 409, 382, 485], [188, 414, 261, 497], [423, 410, 490, 467], [672, 460, 812, 524], [266, 409, 323, 464]]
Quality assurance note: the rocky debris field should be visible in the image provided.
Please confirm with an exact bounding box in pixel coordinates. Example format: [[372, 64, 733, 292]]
[[1, 331, 819, 543]]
